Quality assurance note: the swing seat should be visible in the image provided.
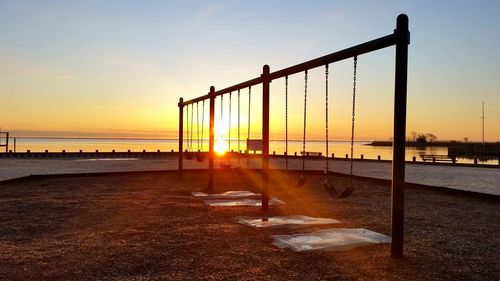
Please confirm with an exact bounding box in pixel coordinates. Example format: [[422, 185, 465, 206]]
[[339, 185, 354, 198], [323, 180, 339, 198], [220, 163, 232, 169], [196, 153, 205, 162], [324, 184, 354, 198], [323, 179, 354, 198], [184, 152, 194, 160], [294, 176, 306, 187]]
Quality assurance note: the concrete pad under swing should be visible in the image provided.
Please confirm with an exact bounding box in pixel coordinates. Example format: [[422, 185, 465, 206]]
[[236, 215, 341, 228], [191, 190, 260, 199], [272, 228, 390, 252], [203, 198, 284, 207]]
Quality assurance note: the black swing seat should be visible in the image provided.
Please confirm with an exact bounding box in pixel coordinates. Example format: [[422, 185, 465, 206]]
[[323, 180, 354, 198], [324, 181, 338, 198], [195, 152, 205, 162], [294, 176, 306, 187], [338, 184, 354, 198], [184, 152, 194, 160]]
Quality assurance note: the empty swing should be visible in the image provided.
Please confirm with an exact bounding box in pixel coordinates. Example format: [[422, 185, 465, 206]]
[[284, 75, 289, 174], [246, 86, 251, 166], [196, 102, 200, 151], [295, 70, 308, 187], [342, 56, 358, 198], [190, 103, 194, 152], [225, 92, 233, 168], [195, 101, 206, 162], [185, 104, 194, 160], [323, 64, 335, 194], [323, 57, 357, 198], [220, 94, 231, 169], [237, 89, 241, 166]]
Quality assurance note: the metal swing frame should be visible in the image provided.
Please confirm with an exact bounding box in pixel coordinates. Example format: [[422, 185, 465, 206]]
[[178, 14, 409, 257]]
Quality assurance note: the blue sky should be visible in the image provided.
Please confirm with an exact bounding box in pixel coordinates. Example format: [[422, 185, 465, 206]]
[[1, 0, 499, 140]]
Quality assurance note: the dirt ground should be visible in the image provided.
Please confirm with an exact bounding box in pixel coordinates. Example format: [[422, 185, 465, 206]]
[[0, 170, 498, 281]]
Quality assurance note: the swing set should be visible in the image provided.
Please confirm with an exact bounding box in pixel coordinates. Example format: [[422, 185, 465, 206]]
[[181, 102, 206, 162], [290, 58, 356, 198], [178, 14, 409, 257]]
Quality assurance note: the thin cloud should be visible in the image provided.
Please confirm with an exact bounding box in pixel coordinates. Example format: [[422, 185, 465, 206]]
[[183, 5, 220, 32]]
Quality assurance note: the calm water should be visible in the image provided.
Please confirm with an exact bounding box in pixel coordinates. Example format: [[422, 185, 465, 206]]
[[4, 138, 497, 165]]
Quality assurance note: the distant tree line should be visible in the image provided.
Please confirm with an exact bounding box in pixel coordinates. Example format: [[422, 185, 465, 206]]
[[407, 132, 473, 144], [408, 131, 437, 144]]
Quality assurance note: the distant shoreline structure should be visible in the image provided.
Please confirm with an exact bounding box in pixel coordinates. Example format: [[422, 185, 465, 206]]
[[368, 140, 500, 160], [367, 140, 500, 147]]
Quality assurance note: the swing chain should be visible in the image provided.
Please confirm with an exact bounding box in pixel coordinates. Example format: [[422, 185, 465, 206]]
[[238, 89, 240, 154], [302, 70, 308, 172], [247, 86, 251, 142], [350, 56, 358, 175], [228, 92, 232, 152], [186, 105, 189, 151], [190, 104, 194, 152], [201, 100, 205, 150], [285, 75, 289, 172], [196, 102, 200, 150], [246, 86, 252, 165], [325, 64, 329, 174]]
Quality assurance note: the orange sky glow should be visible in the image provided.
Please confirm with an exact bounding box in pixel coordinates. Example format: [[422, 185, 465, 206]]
[[1, 1, 499, 142]]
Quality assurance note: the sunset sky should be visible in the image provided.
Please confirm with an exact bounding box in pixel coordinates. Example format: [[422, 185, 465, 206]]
[[1, 0, 499, 141]]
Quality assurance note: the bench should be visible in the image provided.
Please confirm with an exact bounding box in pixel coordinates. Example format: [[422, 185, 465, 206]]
[[300, 151, 322, 157], [420, 154, 456, 163], [246, 139, 262, 154]]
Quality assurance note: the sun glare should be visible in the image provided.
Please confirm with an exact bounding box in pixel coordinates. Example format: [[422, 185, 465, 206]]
[[214, 140, 227, 155], [214, 123, 229, 155]]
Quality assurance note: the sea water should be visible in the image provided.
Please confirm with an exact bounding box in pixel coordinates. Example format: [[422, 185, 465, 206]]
[[5, 138, 497, 165]]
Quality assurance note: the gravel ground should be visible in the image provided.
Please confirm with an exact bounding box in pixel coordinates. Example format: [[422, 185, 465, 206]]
[[0, 170, 498, 280]]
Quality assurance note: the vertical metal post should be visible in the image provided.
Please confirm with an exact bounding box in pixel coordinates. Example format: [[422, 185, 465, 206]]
[[209, 86, 215, 191], [14, 138, 16, 153], [5, 133, 9, 153], [391, 14, 409, 258], [178, 98, 184, 177], [262, 65, 270, 210], [481, 101, 485, 145]]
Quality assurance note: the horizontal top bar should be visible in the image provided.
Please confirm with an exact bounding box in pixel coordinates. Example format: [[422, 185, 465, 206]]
[[270, 34, 395, 80], [181, 32, 397, 106], [183, 94, 210, 105], [214, 77, 262, 98]]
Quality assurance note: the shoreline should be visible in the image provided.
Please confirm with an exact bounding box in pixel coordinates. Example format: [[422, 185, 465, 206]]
[[0, 155, 499, 196], [367, 140, 500, 146], [1, 151, 498, 168]]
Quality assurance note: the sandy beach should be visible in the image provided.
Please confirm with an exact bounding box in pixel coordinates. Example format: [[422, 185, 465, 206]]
[[0, 170, 498, 280]]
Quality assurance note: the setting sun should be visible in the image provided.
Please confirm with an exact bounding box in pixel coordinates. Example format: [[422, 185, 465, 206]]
[[214, 122, 229, 155], [214, 139, 227, 155]]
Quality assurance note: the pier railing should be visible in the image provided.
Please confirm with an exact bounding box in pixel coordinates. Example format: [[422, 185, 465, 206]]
[[0, 131, 9, 153], [178, 14, 409, 257]]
